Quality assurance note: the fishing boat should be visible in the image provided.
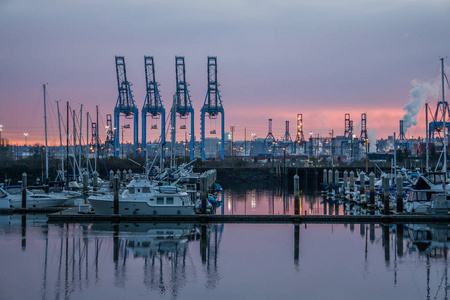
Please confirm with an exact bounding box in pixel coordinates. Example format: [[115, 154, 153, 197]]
[[88, 175, 202, 215]]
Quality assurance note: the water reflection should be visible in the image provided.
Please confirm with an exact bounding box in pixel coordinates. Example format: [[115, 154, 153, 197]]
[[221, 184, 347, 215], [0, 216, 449, 299]]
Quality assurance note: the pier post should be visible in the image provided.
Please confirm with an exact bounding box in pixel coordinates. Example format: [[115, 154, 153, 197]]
[[113, 175, 119, 215], [109, 170, 114, 189], [369, 172, 375, 207], [349, 170, 355, 191], [294, 174, 300, 215], [323, 169, 327, 185], [21, 172, 27, 209], [328, 169, 333, 193], [359, 171, 365, 196], [396, 173, 403, 213], [200, 174, 207, 213], [93, 171, 98, 192], [382, 176, 390, 215], [334, 170, 339, 195], [122, 170, 127, 184], [82, 171, 89, 198], [343, 170, 348, 190], [116, 170, 121, 187]]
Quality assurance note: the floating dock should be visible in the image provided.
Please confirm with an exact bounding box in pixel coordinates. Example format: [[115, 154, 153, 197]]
[[46, 207, 450, 224]]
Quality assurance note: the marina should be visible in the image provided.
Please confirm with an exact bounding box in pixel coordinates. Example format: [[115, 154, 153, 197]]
[[1, 1, 450, 299]]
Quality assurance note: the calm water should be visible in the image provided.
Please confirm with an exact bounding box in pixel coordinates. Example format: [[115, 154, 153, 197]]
[[0, 185, 449, 300], [220, 181, 347, 215]]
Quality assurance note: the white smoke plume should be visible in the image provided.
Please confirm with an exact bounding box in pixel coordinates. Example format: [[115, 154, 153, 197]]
[[402, 79, 438, 133]]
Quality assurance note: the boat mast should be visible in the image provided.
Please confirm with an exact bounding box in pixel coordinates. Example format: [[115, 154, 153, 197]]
[[86, 112, 89, 172], [441, 57, 447, 185], [79, 105, 83, 177], [43, 84, 49, 182], [425, 102, 429, 172], [56, 100, 65, 181]]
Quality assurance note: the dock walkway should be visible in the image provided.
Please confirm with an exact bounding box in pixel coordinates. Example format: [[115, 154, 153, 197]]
[[45, 207, 450, 224]]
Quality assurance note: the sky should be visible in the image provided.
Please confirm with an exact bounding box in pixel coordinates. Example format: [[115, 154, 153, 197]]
[[1, 0, 450, 146]]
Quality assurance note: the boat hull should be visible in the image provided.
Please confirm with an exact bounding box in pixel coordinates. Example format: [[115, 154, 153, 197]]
[[88, 197, 196, 215]]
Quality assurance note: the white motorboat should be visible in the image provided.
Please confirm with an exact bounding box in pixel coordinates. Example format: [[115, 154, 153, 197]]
[[406, 172, 449, 213], [88, 175, 199, 215], [0, 185, 69, 208]]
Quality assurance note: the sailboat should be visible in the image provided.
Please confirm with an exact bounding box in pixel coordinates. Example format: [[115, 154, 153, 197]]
[[406, 58, 450, 213]]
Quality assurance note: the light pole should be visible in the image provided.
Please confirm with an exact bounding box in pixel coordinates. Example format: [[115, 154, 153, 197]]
[[0, 124, 3, 146], [23, 132, 28, 146]]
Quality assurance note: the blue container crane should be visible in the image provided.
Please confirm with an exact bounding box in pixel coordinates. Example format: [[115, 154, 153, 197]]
[[171, 56, 195, 160], [201, 57, 225, 160], [142, 56, 165, 158], [114, 56, 139, 157]]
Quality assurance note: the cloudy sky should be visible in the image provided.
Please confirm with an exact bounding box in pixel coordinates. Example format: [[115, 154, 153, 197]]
[[1, 0, 450, 146]]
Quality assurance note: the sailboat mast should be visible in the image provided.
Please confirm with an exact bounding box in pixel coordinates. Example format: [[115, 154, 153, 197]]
[[66, 101, 69, 188], [79, 105, 83, 177], [441, 57, 447, 175], [43, 84, 49, 182], [56, 100, 65, 181], [86, 112, 89, 171], [425, 102, 429, 172]]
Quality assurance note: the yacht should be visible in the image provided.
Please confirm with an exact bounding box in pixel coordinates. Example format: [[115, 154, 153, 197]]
[[88, 175, 201, 215], [0, 185, 69, 208]]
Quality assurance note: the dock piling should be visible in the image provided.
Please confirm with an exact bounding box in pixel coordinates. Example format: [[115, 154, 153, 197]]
[[93, 171, 98, 192], [200, 174, 207, 213], [369, 172, 375, 207], [396, 173, 403, 212], [82, 171, 88, 197], [294, 174, 300, 215], [328, 169, 333, 193], [109, 170, 114, 189], [122, 169, 127, 183], [21, 172, 27, 209], [349, 171, 355, 191], [359, 172, 365, 196], [382, 176, 390, 215], [343, 170, 348, 189], [334, 170, 339, 194], [113, 175, 119, 215]]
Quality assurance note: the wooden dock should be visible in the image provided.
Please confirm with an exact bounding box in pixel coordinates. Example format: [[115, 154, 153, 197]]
[[45, 207, 450, 224]]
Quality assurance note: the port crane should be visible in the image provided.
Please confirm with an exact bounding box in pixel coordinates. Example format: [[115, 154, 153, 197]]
[[114, 56, 139, 157], [142, 56, 166, 158], [201, 56, 225, 160], [171, 56, 195, 160]]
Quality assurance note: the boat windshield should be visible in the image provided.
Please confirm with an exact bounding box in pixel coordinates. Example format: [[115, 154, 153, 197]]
[[428, 173, 445, 185], [5, 187, 21, 195]]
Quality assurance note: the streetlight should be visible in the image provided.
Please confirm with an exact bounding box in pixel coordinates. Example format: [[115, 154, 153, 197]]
[[0, 124, 3, 146], [23, 132, 28, 146]]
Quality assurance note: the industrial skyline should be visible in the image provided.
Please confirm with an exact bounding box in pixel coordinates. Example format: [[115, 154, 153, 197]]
[[1, 0, 449, 146]]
